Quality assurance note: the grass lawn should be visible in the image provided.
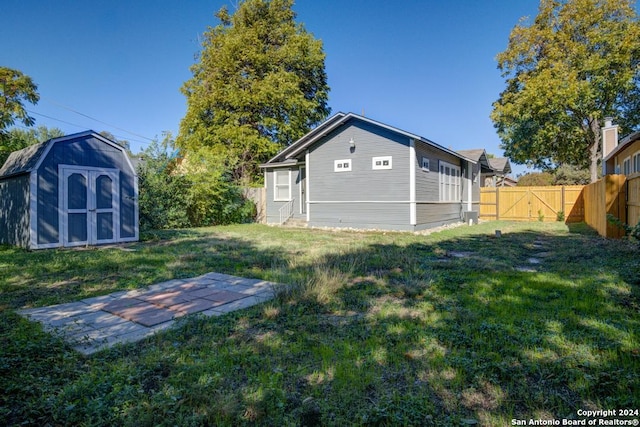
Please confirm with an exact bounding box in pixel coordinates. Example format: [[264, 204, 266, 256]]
[[1, 221, 638, 426]]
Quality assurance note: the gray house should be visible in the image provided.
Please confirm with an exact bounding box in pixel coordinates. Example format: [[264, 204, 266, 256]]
[[0, 130, 139, 249], [260, 112, 479, 231]]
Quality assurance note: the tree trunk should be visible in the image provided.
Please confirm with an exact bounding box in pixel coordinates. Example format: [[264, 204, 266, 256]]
[[589, 118, 601, 183]]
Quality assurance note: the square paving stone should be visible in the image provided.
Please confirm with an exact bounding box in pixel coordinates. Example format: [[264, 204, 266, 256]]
[[113, 303, 177, 327], [102, 298, 147, 313], [203, 290, 247, 303], [184, 287, 223, 299], [138, 291, 191, 307], [169, 298, 223, 315]]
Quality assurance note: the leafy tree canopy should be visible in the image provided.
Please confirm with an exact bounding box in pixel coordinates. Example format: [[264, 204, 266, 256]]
[[553, 163, 592, 185], [0, 67, 40, 163], [491, 0, 640, 183], [99, 130, 131, 153], [0, 125, 62, 166], [517, 171, 555, 186], [178, 0, 330, 184]]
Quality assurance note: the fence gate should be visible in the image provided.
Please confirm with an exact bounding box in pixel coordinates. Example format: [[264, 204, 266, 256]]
[[480, 186, 584, 222]]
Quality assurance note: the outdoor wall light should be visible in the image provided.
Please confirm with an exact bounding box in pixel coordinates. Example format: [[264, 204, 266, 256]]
[[349, 137, 355, 149]]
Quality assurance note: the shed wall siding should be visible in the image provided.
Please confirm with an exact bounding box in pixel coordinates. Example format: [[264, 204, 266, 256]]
[[0, 174, 30, 247]]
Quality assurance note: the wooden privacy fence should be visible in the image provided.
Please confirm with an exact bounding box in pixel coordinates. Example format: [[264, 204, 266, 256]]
[[583, 174, 640, 238], [480, 175, 640, 238], [480, 185, 585, 223]]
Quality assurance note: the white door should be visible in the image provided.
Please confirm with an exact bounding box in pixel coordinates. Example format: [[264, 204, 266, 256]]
[[61, 167, 119, 247]]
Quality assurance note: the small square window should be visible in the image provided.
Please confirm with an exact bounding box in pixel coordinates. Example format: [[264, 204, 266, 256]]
[[421, 157, 430, 171], [334, 159, 351, 172], [372, 156, 392, 170]]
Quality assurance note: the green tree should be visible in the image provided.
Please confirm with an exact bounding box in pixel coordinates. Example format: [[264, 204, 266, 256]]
[[137, 134, 254, 230], [517, 172, 554, 186], [178, 0, 330, 184], [553, 163, 591, 185], [99, 130, 131, 153], [491, 0, 640, 183], [137, 134, 190, 230], [0, 67, 40, 163]]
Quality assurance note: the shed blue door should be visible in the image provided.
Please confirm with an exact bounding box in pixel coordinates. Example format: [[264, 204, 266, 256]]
[[61, 167, 119, 247]]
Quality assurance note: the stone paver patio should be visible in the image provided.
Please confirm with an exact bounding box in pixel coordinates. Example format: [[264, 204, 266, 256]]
[[19, 272, 278, 355]]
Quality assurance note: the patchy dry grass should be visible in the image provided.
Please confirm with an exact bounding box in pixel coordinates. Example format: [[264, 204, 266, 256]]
[[1, 221, 639, 426]]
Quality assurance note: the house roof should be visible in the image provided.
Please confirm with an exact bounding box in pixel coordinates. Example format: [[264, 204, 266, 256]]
[[604, 130, 640, 162], [457, 149, 495, 173], [0, 130, 132, 179], [488, 157, 512, 174], [262, 112, 477, 167]]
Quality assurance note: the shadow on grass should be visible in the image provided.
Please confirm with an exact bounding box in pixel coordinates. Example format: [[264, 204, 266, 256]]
[[1, 223, 639, 425]]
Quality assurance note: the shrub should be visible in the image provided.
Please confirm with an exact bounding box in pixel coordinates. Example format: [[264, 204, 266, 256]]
[[137, 136, 255, 230]]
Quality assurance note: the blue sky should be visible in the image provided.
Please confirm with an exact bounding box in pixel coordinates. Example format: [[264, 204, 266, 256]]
[[2, 0, 546, 176]]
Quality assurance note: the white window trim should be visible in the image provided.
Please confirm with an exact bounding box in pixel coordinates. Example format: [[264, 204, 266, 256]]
[[334, 159, 352, 172], [633, 151, 640, 173], [273, 169, 292, 201], [623, 156, 631, 175], [372, 156, 392, 170], [421, 157, 430, 172], [439, 160, 461, 202]]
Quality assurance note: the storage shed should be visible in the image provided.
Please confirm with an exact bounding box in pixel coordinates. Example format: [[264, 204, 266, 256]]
[[0, 130, 139, 249]]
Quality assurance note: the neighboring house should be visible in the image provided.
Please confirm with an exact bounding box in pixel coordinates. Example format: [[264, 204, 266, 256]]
[[456, 149, 496, 188], [0, 130, 139, 249], [260, 112, 479, 231], [602, 119, 640, 177], [487, 157, 514, 187]]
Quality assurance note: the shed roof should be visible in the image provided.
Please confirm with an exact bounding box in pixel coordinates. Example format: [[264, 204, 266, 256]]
[[262, 112, 476, 167], [0, 141, 50, 178], [0, 130, 131, 179]]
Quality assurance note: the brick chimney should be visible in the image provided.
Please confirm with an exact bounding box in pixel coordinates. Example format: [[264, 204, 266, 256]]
[[601, 117, 619, 160]]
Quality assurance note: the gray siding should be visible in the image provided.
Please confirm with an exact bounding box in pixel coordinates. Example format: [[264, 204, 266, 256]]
[[265, 167, 304, 224], [309, 202, 411, 230], [0, 174, 30, 247], [415, 202, 462, 230], [414, 141, 467, 228], [307, 120, 410, 229], [36, 136, 137, 245], [309, 120, 410, 202]]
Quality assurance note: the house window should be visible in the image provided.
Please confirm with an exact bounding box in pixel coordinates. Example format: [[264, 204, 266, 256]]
[[439, 161, 461, 202], [334, 159, 352, 172], [372, 156, 392, 170], [274, 170, 291, 201], [623, 157, 631, 175], [421, 157, 430, 171], [634, 152, 640, 173]]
